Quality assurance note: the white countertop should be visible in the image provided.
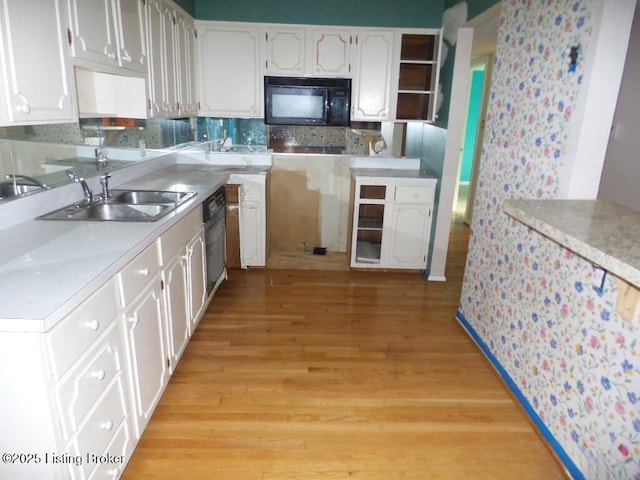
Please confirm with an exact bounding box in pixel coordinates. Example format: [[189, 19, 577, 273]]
[[0, 162, 268, 333], [350, 168, 437, 180], [504, 199, 640, 288], [0, 148, 427, 333]]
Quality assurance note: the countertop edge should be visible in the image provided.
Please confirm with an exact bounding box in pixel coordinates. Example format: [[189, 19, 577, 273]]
[[504, 199, 640, 289]]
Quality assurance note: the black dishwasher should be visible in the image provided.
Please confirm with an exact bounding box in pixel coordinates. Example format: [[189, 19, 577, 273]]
[[202, 187, 226, 293]]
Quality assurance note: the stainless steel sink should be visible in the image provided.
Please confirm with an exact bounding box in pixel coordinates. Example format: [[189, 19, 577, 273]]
[[37, 189, 196, 222], [108, 189, 194, 205], [39, 203, 171, 221], [0, 181, 46, 200]]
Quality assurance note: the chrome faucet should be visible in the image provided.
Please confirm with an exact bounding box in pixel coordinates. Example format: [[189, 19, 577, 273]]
[[95, 148, 109, 170], [5, 173, 47, 189], [100, 172, 111, 199], [66, 170, 93, 204]]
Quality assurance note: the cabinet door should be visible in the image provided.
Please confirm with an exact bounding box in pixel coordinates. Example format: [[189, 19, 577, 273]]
[[187, 231, 207, 328], [385, 203, 432, 269], [67, 0, 118, 66], [121, 282, 168, 437], [145, 0, 165, 117], [114, 0, 146, 72], [351, 30, 394, 121], [175, 11, 197, 115], [196, 23, 262, 117], [163, 254, 189, 370], [264, 27, 306, 75], [312, 29, 352, 77], [239, 200, 264, 268], [161, 3, 178, 116], [0, 0, 75, 125]]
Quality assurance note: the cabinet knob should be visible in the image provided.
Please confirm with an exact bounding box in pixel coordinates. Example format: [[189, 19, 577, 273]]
[[108, 467, 120, 478], [18, 103, 31, 114], [86, 319, 100, 331], [137, 267, 150, 276], [102, 420, 114, 431], [129, 314, 139, 325], [92, 369, 106, 381]]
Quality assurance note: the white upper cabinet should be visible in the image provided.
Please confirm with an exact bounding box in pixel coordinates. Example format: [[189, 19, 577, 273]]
[[351, 29, 394, 121], [175, 9, 197, 115], [263, 26, 306, 76], [67, 0, 118, 67], [145, 0, 183, 118], [311, 29, 352, 77], [0, 0, 76, 125], [196, 22, 262, 118], [161, 2, 178, 116], [145, 0, 195, 118], [66, 0, 146, 73], [115, 0, 147, 72], [264, 26, 352, 77]]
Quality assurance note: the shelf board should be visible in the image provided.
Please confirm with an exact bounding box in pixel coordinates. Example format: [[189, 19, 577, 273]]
[[357, 217, 383, 230], [355, 241, 381, 263]]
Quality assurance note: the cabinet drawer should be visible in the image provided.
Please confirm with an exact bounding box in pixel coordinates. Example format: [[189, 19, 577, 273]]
[[159, 207, 203, 264], [47, 278, 118, 379], [118, 242, 161, 307], [394, 185, 434, 203], [56, 324, 122, 440], [85, 419, 133, 480], [68, 376, 128, 479]]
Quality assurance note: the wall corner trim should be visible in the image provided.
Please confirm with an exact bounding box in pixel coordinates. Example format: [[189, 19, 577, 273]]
[[455, 309, 584, 480]]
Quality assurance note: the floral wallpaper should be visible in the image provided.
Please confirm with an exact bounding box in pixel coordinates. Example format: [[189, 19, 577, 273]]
[[458, 1, 639, 479]]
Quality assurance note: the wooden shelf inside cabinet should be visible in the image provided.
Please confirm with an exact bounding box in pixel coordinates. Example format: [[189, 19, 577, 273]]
[[396, 33, 440, 122]]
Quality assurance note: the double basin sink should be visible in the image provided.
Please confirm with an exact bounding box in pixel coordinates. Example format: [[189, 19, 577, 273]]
[[39, 189, 196, 222]]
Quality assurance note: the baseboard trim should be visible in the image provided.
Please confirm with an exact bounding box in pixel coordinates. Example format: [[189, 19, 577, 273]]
[[455, 310, 583, 480]]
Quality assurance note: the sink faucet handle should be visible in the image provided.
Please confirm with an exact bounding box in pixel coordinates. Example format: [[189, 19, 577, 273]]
[[100, 172, 111, 199], [66, 169, 93, 204]]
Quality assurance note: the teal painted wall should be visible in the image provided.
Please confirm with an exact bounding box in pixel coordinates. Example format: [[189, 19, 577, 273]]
[[174, 0, 196, 16], [194, 0, 443, 28], [460, 68, 485, 182]]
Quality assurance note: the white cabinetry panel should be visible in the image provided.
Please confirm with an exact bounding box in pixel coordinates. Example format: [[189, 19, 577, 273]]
[[311, 29, 352, 77], [264, 26, 306, 75], [351, 30, 394, 121], [196, 22, 262, 117], [350, 175, 435, 270], [0, 0, 75, 125]]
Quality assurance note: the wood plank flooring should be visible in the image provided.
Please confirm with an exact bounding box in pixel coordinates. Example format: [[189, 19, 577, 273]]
[[121, 215, 568, 479]]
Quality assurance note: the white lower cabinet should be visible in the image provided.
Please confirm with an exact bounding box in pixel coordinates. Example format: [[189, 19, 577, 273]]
[[162, 252, 190, 369], [186, 230, 207, 329], [229, 173, 268, 268], [117, 241, 168, 438], [0, 206, 210, 480], [158, 207, 207, 371], [350, 175, 436, 269]]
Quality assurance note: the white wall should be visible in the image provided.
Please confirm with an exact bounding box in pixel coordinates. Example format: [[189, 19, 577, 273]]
[[597, 2, 640, 210]]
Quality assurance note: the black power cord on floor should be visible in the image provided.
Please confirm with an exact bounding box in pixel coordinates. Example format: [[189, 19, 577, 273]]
[[302, 242, 327, 255]]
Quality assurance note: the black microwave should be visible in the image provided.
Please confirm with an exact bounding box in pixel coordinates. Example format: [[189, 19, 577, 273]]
[[264, 76, 351, 126]]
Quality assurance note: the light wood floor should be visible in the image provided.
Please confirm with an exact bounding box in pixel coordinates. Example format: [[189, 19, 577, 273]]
[[121, 215, 568, 480]]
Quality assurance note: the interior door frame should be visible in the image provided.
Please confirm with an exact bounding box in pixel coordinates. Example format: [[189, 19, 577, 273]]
[[427, 2, 501, 281], [464, 54, 493, 225]]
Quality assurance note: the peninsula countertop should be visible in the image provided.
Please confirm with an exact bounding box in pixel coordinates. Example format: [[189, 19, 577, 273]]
[[504, 199, 640, 288]]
